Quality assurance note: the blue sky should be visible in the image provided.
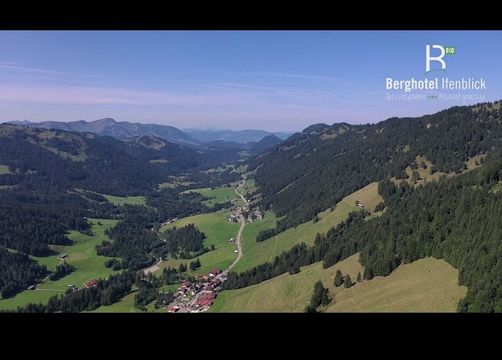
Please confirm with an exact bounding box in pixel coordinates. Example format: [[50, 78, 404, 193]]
[[0, 31, 500, 131]]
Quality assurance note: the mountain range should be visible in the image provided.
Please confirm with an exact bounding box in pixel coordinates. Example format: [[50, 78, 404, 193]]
[[6, 119, 291, 147], [7, 119, 201, 147], [183, 128, 292, 143]]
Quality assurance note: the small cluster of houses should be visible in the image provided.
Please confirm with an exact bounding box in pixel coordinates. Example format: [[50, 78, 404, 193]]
[[166, 268, 226, 313], [247, 208, 263, 222], [228, 205, 263, 223]]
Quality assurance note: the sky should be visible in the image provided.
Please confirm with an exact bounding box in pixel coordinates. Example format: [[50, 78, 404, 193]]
[[0, 31, 500, 132]]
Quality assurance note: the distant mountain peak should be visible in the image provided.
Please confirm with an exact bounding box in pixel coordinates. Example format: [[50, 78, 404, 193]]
[[302, 123, 330, 134], [91, 118, 116, 125], [4, 118, 200, 147], [183, 128, 293, 144]]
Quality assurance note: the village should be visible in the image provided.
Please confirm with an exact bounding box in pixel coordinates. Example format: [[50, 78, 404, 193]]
[[228, 204, 262, 224], [25, 179, 264, 313], [165, 268, 226, 313]]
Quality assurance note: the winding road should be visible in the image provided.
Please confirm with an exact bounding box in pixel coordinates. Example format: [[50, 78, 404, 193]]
[[141, 177, 249, 279], [223, 178, 248, 273]]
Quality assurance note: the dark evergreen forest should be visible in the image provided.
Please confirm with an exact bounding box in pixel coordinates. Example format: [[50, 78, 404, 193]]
[[248, 103, 502, 239], [225, 153, 502, 312]]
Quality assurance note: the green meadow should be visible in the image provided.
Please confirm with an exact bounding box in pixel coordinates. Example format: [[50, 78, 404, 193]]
[[233, 182, 383, 273], [182, 186, 236, 207], [212, 254, 466, 312], [0, 218, 119, 310], [158, 209, 240, 275], [102, 194, 146, 206]]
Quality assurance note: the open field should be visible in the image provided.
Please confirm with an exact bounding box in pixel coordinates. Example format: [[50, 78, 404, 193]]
[[157, 209, 240, 275], [92, 291, 140, 313], [233, 182, 382, 273], [0, 164, 12, 174], [0, 218, 119, 310], [211, 255, 466, 312], [183, 186, 235, 207], [211, 254, 362, 312], [158, 182, 177, 189], [158, 176, 194, 190], [102, 194, 146, 206], [326, 257, 467, 312], [204, 164, 233, 174]]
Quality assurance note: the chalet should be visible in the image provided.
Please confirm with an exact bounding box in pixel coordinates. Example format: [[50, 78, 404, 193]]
[[195, 291, 215, 307], [58, 254, 68, 260], [85, 279, 98, 288], [27, 285, 37, 290]]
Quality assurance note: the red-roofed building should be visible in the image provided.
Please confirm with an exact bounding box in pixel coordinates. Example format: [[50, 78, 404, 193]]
[[85, 279, 98, 288], [195, 292, 215, 306]]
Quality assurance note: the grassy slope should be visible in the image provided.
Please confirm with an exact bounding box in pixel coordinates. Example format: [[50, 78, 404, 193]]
[[326, 257, 467, 312], [0, 218, 118, 310], [183, 187, 236, 207], [92, 291, 140, 313], [102, 194, 146, 206], [157, 209, 240, 275], [233, 182, 382, 273], [392, 155, 484, 187], [211, 254, 363, 312], [211, 255, 466, 312]]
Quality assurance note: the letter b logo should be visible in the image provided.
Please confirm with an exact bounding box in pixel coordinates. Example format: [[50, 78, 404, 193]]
[[425, 45, 446, 73]]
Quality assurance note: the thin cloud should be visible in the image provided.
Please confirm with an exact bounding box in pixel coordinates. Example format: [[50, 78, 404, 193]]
[[0, 61, 66, 75], [232, 71, 342, 82], [0, 84, 239, 105]]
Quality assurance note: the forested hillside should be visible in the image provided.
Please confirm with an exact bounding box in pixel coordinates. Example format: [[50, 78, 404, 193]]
[[247, 102, 502, 237], [0, 124, 240, 298], [226, 152, 502, 312]]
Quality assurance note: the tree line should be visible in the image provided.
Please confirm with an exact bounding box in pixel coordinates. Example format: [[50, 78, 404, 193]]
[[248, 102, 502, 240], [226, 154, 502, 312]]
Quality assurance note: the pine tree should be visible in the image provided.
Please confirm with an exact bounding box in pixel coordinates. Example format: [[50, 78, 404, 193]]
[[334, 270, 344, 287], [309, 280, 330, 310], [344, 274, 353, 288]]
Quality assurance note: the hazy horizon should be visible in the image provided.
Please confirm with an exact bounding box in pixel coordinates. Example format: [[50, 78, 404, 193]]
[[0, 31, 500, 132]]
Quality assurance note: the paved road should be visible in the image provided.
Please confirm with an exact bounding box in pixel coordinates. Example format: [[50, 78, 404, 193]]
[[143, 258, 163, 275], [224, 179, 248, 273]]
